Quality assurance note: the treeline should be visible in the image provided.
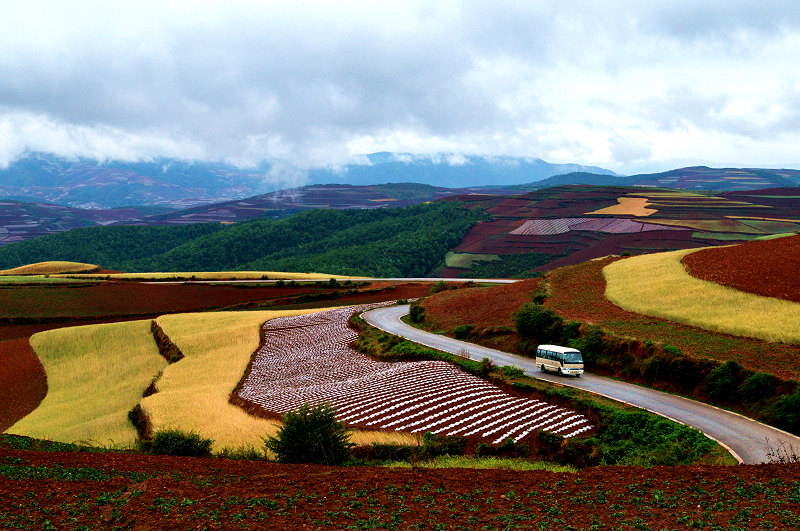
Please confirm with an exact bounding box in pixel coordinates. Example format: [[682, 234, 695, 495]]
[[0, 203, 484, 277]]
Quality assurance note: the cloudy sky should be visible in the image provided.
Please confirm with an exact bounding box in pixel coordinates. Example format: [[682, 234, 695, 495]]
[[2, 0, 800, 174]]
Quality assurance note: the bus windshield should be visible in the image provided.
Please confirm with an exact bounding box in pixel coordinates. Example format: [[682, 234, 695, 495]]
[[564, 351, 583, 364]]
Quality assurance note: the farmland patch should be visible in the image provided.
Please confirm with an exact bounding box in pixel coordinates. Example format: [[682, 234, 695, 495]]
[[683, 234, 800, 303], [236, 304, 593, 444], [510, 217, 687, 236], [604, 249, 800, 344], [0, 261, 99, 275], [6, 320, 166, 447], [584, 196, 657, 216], [444, 251, 500, 269]]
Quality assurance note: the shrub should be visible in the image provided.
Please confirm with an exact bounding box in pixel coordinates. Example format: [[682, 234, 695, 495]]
[[409, 303, 426, 323], [429, 280, 454, 295], [149, 429, 213, 457], [560, 321, 581, 344], [477, 357, 494, 378], [502, 365, 525, 378], [514, 302, 563, 342], [264, 403, 354, 465], [739, 372, 777, 403], [568, 325, 605, 364], [703, 360, 745, 403], [421, 431, 467, 457], [770, 389, 800, 435], [453, 324, 473, 339]]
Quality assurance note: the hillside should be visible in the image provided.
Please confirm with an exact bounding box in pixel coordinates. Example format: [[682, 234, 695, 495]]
[[0, 202, 483, 277], [439, 185, 800, 277], [529, 166, 800, 190]]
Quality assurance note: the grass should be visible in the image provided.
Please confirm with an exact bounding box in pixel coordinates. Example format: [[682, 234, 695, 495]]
[[140, 309, 418, 453], [584, 196, 656, 217], [644, 218, 764, 233], [604, 248, 800, 344], [444, 251, 500, 269], [381, 455, 577, 472], [57, 270, 356, 281], [6, 320, 166, 447], [0, 261, 99, 275]]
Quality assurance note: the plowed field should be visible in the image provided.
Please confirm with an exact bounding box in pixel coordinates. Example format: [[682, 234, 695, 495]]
[[682, 234, 800, 303], [237, 304, 593, 443], [0, 339, 46, 433], [1, 441, 799, 530]]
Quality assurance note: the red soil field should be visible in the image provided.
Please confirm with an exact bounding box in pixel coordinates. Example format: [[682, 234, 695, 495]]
[[0, 339, 46, 432], [545, 258, 800, 381], [2, 442, 798, 529], [422, 279, 541, 330], [682, 234, 800, 303]]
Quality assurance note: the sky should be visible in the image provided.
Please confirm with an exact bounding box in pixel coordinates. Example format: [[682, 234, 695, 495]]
[[2, 0, 800, 175]]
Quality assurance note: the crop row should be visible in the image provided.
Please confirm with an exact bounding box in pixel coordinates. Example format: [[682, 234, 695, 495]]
[[236, 304, 592, 443], [510, 217, 688, 236]]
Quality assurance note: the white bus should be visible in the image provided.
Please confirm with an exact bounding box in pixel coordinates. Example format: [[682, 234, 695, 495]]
[[536, 344, 584, 376]]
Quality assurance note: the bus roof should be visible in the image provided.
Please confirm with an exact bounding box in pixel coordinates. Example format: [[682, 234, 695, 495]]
[[536, 344, 581, 353]]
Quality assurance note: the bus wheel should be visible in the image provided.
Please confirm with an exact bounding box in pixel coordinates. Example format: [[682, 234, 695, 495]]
[[539, 364, 545, 372], [557, 367, 563, 376]]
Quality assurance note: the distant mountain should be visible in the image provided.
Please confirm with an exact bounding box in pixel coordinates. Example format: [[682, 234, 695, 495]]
[[307, 152, 617, 188], [0, 153, 278, 209], [0, 152, 616, 209], [528, 166, 800, 191]]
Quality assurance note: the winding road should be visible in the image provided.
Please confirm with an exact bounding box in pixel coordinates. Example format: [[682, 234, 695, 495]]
[[362, 304, 800, 464]]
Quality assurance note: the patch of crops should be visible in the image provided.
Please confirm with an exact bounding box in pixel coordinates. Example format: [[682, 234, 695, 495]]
[[236, 304, 592, 443], [510, 217, 687, 236]]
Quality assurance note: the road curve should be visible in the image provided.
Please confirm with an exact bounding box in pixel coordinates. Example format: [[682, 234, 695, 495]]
[[362, 304, 800, 464]]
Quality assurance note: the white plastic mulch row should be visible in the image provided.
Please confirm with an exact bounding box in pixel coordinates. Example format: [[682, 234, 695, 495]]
[[236, 303, 594, 442], [510, 217, 688, 236]]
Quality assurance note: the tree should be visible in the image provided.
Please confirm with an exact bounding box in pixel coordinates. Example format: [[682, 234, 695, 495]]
[[264, 403, 353, 465]]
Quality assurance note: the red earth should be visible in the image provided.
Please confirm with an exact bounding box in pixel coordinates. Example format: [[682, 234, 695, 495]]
[[1, 440, 799, 529], [0, 339, 46, 433], [682, 234, 800, 303]]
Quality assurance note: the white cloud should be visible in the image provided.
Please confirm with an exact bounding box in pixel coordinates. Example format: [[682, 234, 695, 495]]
[[2, 1, 800, 174]]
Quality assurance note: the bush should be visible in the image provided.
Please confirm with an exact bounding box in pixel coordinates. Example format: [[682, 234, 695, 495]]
[[770, 389, 800, 435], [409, 303, 426, 323], [739, 372, 777, 403], [453, 324, 473, 339], [502, 365, 525, 378], [149, 429, 213, 457], [477, 357, 494, 378], [429, 280, 454, 295], [264, 403, 354, 465], [514, 302, 563, 342], [703, 360, 745, 402], [421, 431, 467, 457], [568, 325, 604, 364]]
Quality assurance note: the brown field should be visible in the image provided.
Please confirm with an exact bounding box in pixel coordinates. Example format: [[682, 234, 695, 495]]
[[0, 339, 46, 433], [683, 234, 800, 303], [1, 440, 798, 529]]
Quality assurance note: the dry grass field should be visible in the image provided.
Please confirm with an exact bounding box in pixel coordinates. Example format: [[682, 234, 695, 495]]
[[6, 320, 166, 447], [603, 248, 800, 344], [0, 261, 99, 275], [584, 196, 656, 216]]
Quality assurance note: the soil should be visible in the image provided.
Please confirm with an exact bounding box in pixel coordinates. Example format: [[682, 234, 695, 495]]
[[1, 441, 798, 529], [0, 339, 46, 433], [682, 234, 800, 303]]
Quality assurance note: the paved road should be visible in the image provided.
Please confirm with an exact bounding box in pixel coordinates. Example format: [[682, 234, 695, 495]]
[[362, 304, 800, 464]]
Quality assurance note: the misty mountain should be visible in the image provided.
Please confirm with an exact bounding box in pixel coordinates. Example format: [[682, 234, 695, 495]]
[[0, 152, 616, 209]]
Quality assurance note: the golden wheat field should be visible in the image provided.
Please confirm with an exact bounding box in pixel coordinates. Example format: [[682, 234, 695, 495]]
[[603, 248, 800, 344]]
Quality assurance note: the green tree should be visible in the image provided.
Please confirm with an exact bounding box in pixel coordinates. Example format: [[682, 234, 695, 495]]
[[264, 403, 353, 465]]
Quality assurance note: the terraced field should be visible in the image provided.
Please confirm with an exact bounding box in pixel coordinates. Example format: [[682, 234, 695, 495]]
[[236, 304, 593, 443]]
